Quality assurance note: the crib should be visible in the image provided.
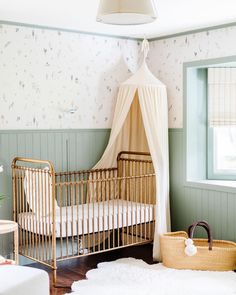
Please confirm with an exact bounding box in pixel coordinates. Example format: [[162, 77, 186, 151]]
[[12, 151, 156, 284]]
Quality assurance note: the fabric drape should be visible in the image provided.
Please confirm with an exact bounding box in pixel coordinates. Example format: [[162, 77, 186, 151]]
[[93, 61, 170, 261], [94, 85, 137, 169], [138, 86, 171, 260]]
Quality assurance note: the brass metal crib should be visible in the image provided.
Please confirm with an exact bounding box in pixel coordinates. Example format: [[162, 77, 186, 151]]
[[12, 151, 156, 284]]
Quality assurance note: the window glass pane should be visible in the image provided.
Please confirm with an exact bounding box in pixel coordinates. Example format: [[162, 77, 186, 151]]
[[213, 126, 236, 174]]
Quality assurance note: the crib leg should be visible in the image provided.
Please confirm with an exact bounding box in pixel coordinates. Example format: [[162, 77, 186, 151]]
[[53, 268, 57, 286], [53, 268, 71, 289], [119, 229, 123, 246]]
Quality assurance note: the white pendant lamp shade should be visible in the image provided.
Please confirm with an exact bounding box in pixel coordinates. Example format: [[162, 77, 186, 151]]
[[97, 0, 157, 25]]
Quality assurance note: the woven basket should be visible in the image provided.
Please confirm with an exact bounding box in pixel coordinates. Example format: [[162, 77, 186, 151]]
[[161, 220, 236, 271]]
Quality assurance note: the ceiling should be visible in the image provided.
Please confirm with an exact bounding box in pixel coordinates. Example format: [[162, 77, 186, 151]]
[[0, 0, 236, 39]]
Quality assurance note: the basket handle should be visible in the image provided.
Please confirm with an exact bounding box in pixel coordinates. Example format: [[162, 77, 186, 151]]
[[188, 221, 210, 239], [188, 220, 213, 251]]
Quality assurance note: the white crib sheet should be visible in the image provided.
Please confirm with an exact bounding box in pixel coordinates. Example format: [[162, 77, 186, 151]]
[[18, 200, 154, 238]]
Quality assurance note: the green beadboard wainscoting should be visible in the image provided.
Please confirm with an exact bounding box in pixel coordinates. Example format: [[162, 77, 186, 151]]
[[0, 129, 110, 259], [169, 128, 236, 241], [1, 128, 236, 260]]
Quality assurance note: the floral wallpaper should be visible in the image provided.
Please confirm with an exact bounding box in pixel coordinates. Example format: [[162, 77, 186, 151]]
[[0, 24, 141, 129], [1, 23, 236, 130], [148, 25, 236, 128]]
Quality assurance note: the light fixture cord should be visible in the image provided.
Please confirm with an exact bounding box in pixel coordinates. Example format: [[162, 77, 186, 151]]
[[141, 39, 149, 61]]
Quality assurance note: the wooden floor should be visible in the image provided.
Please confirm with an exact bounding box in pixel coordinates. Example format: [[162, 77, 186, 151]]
[[29, 244, 154, 295]]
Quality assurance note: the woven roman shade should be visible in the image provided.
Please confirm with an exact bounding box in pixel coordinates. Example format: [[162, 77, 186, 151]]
[[208, 68, 236, 126]]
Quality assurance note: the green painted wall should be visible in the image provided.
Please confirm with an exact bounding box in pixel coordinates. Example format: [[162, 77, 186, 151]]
[[0, 129, 110, 257], [1, 128, 236, 259], [169, 128, 236, 241], [185, 67, 207, 181]]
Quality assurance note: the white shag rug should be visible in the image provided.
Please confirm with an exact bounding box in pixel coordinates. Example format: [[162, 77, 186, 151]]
[[67, 258, 236, 295]]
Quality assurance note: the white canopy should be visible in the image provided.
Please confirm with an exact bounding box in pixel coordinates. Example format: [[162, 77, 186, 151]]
[[94, 42, 171, 260]]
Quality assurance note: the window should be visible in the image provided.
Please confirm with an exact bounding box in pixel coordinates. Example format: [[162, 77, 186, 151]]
[[208, 68, 236, 180]]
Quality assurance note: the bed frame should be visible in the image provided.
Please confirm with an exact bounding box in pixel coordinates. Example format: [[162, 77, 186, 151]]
[[12, 151, 156, 285]]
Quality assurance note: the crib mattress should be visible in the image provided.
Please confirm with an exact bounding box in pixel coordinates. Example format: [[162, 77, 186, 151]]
[[18, 200, 154, 238]]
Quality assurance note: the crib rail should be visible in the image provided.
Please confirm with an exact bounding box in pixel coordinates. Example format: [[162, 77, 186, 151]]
[[12, 157, 57, 274], [12, 152, 155, 285], [117, 151, 155, 204]]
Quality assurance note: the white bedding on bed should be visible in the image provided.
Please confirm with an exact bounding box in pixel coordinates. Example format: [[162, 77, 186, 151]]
[[18, 200, 154, 237]]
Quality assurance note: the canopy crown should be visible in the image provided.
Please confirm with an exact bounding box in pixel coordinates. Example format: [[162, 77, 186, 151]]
[[122, 61, 165, 87]]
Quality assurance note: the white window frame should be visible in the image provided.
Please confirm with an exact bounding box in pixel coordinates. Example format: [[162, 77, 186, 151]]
[[207, 126, 236, 180]]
